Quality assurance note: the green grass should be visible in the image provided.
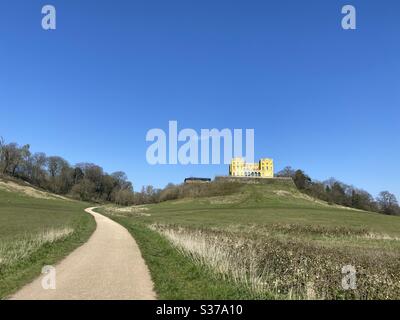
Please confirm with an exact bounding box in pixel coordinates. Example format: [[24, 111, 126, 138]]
[[99, 181, 400, 300], [109, 218, 266, 299], [0, 187, 95, 299], [141, 183, 400, 236]]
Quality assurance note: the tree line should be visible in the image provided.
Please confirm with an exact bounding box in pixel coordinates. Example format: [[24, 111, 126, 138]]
[[1, 137, 399, 214], [0, 137, 135, 205], [276, 166, 400, 216]]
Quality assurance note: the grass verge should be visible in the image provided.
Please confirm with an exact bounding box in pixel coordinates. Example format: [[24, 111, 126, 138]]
[[0, 189, 96, 299], [107, 215, 269, 300]]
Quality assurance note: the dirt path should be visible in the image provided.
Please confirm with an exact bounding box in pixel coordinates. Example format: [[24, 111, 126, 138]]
[[11, 207, 156, 300]]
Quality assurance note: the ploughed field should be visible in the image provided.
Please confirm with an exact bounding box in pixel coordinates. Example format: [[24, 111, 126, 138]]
[[99, 180, 400, 300]]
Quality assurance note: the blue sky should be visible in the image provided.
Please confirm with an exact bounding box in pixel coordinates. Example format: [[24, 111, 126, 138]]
[[1, 0, 399, 199]]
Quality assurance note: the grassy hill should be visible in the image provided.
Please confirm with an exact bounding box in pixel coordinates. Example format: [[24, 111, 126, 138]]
[[0, 177, 95, 299], [99, 180, 400, 300]]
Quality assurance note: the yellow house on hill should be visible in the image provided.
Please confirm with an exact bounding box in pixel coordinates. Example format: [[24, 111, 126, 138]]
[[229, 157, 274, 178]]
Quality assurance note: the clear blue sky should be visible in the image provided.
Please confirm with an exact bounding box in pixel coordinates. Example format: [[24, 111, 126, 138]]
[[1, 0, 399, 199]]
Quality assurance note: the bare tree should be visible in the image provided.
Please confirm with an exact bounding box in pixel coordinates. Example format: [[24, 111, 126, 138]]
[[377, 191, 399, 215], [46, 156, 70, 193], [276, 166, 296, 178], [0, 142, 30, 176], [29, 152, 47, 186]]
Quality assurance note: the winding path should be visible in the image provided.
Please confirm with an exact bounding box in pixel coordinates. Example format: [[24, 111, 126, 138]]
[[11, 208, 156, 300]]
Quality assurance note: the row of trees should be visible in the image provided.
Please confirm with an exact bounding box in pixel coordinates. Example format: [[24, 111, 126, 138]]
[[0, 138, 135, 205], [1, 137, 399, 214], [276, 167, 400, 216]]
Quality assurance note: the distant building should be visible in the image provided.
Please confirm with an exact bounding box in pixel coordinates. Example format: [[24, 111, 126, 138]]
[[184, 177, 212, 184], [229, 157, 274, 178]]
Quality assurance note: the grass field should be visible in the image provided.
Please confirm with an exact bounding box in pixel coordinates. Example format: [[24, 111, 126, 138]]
[[0, 180, 95, 299], [99, 180, 400, 300]]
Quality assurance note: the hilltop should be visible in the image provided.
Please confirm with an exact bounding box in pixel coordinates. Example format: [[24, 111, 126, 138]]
[[99, 179, 400, 300], [107, 179, 400, 235], [1, 172, 400, 300]]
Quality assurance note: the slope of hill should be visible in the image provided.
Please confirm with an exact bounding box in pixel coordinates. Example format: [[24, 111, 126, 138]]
[[0, 177, 70, 201], [99, 180, 400, 300], [0, 177, 95, 299]]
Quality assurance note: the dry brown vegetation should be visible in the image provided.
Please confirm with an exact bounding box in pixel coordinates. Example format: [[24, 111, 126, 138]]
[[0, 180, 69, 201], [102, 205, 151, 217], [0, 227, 74, 271], [151, 224, 400, 300]]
